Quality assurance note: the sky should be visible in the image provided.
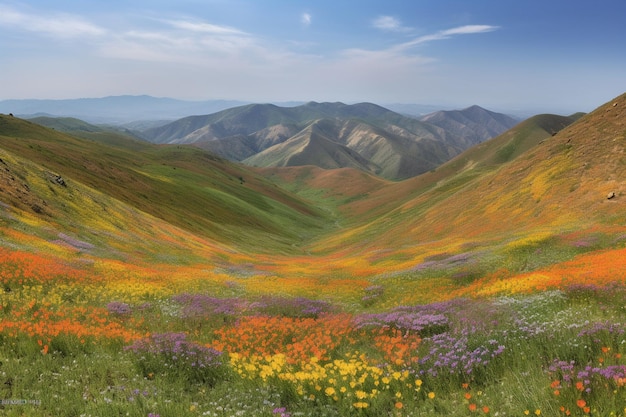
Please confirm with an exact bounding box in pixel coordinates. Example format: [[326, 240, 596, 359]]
[[1, 0, 625, 114]]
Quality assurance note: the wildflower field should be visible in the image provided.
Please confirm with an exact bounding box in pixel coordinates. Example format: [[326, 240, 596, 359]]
[[0, 231, 625, 417]]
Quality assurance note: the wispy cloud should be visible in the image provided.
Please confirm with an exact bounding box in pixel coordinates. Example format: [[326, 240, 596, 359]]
[[372, 16, 412, 33], [395, 25, 499, 51], [164, 19, 247, 35], [301, 13, 312, 27], [339, 24, 498, 69], [97, 16, 259, 62], [0, 4, 105, 38]]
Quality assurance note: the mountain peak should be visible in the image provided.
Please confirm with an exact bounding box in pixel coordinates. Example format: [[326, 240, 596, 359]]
[[462, 104, 487, 112]]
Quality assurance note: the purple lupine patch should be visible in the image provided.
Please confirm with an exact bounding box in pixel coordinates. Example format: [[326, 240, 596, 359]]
[[106, 301, 132, 315]]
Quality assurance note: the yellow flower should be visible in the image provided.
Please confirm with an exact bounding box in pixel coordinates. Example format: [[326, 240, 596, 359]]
[[355, 390, 368, 400], [325, 387, 336, 396], [415, 379, 423, 387], [534, 410, 541, 416], [428, 392, 436, 399], [353, 402, 369, 409]]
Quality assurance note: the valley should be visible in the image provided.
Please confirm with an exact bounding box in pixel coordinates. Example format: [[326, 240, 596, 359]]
[[0, 93, 624, 416]]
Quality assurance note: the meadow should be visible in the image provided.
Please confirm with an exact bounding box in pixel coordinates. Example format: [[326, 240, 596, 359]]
[[1, 101, 625, 415], [0, 235, 624, 417]]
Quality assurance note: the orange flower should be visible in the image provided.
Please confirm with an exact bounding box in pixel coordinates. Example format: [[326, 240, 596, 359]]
[[576, 399, 586, 408], [465, 392, 472, 400], [469, 404, 477, 412], [482, 406, 490, 413], [575, 381, 585, 391], [395, 402, 403, 409]]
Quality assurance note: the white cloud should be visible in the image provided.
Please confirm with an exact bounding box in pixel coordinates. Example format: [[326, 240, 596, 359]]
[[372, 16, 412, 33], [396, 25, 499, 51], [164, 19, 247, 36], [440, 25, 500, 36], [96, 15, 260, 63], [301, 13, 312, 27], [0, 5, 105, 38]]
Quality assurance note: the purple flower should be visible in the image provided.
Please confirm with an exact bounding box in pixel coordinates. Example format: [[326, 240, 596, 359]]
[[172, 294, 243, 319], [354, 303, 451, 336], [273, 407, 291, 417], [106, 301, 132, 315], [125, 333, 224, 384]]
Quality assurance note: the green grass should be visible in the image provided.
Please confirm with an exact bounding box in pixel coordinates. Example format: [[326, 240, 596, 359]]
[[1, 286, 624, 417]]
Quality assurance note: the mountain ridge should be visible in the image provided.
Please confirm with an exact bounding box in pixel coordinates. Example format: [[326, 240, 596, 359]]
[[141, 101, 518, 180]]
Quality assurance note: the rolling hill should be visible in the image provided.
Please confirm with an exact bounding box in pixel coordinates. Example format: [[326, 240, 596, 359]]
[[140, 102, 518, 179], [27, 115, 151, 150], [0, 115, 328, 258]]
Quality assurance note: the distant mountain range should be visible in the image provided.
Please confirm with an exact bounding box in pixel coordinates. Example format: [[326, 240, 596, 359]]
[[0, 95, 250, 124], [138, 101, 519, 180], [0, 95, 461, 123]]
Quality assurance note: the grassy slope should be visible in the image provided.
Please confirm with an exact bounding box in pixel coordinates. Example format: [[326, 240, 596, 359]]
[[0, 115, 328, 256], [268, 101, 624, 280]]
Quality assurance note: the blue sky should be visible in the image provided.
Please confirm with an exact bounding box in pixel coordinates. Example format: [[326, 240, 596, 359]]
[[1, 0, 625, 114]]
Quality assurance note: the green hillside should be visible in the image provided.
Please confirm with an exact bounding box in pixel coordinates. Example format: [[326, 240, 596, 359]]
[[28, 115, 151, 150], [0, 115, 328, 256]]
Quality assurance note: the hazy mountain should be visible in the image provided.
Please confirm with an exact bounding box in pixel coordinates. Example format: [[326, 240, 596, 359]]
[[141, 102, 516, 180], [419, 105, 519, 149], [383, 103, 454, 116], [244, 120, 381, 173], [0, 95, 249, 124]]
